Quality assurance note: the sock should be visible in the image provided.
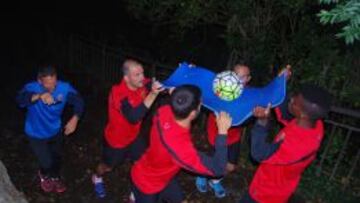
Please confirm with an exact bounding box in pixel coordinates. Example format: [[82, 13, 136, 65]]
[[92, 174, 103, 184]]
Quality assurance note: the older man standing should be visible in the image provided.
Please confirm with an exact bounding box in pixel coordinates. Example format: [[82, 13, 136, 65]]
[[92, 59, 164, 199]]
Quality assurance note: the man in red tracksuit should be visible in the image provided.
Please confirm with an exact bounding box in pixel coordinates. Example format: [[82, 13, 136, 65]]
[[91, 59, 164, 198], [241, 84, 333, 203], [196, 62, 252, 198], [131, 85, 232, 203]]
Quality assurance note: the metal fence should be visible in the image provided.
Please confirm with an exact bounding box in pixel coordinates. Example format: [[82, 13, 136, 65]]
[[66, 34, 360, 192], [67, 34, 174, 95], [317, 107, 360, 191]]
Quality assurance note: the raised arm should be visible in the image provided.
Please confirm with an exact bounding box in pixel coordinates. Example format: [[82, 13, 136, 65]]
[[159, 112, 232, 177]]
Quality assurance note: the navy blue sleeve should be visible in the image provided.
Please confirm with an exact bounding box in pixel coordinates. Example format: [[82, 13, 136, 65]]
[[66, 92, 85, 117], [250, 122, 282, 162], [16, 88, 35, 107], [278, 95, 293, 121], [121, 98, 149, 124], [155, 113, 227, 177], [145, 81, 152, 91], [198, 135, 228, 176]]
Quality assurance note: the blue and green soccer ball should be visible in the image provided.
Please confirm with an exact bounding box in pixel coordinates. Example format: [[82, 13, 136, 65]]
[[213, 70, 244, 101]]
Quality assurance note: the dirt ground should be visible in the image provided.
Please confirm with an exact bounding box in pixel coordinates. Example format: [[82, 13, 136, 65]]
[[0, 89, 305, 203]]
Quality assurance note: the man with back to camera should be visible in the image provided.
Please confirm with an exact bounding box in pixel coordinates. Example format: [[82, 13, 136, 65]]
[[131, 85, 232, 203]]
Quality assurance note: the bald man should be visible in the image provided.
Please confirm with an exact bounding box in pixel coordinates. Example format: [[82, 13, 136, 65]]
[[92, 59, 164, 199]]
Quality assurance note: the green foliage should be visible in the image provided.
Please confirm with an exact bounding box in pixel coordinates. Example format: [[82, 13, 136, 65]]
[[126, 0, 225, 30], [123, 0, 360, 109], [318, 0, 360, 44], [320, 0, 340, 4], [298, 163, 359, 202]]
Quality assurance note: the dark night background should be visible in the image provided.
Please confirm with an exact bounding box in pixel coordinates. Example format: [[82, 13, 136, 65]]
[[0, 1, 236, 202]]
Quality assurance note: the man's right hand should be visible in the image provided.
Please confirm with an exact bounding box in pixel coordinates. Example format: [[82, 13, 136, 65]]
[[39, 93, 55, 105], [150, 78, 165, 95], [144, 78, 165, 108], [216, 111, 232, 135]]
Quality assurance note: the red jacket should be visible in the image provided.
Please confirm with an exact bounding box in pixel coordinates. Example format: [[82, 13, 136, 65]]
[[104, 79, 149, 148], [249, 108, 324, 203], [131, 105, 227, 194], [207, 112, 242, 146]]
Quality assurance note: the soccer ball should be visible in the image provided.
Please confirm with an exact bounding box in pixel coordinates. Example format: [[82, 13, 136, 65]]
[[213, 70, 244, 101]]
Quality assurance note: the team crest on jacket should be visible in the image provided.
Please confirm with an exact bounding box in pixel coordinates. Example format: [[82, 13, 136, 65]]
[[56, 94, 63, 102], [163, 122, 171, 130]]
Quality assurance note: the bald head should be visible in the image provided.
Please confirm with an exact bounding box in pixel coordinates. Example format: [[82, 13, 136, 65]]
[[122, 59, 145, 90], [122, 59, 143, 76]]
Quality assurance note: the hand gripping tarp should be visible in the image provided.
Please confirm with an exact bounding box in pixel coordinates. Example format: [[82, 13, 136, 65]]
[[162, 62, 287, 126]]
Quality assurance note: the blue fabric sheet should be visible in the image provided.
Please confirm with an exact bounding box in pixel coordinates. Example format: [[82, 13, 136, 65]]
[[162, 62, 287, 126]]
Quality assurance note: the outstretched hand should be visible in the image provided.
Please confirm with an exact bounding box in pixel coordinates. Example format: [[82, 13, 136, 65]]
[[216, 111, 232, 135], [168, 87, 176, 94], [278, 64, 292, 80], [253, 103, 272, 119]]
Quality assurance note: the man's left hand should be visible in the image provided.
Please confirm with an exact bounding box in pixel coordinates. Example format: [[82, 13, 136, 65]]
[[64, 116, 79, 136], [253, 103, 271, 119], [278, 64, 292, 80]]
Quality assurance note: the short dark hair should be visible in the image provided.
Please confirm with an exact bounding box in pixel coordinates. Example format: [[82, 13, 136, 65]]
[[234, 59, 249, 67], [299, 84, 333, 120], [37, 65, 57, 78], [170, 85, 202, 120]]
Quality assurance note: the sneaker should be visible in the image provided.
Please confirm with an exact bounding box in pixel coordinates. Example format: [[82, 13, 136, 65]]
[[195, 177, 208, 193], [128, 192, 135, 203], [38, 171, 54, 192], [52, 178, 67, 193], [92, 174, 106, 198], [208, 180, 226, 198]]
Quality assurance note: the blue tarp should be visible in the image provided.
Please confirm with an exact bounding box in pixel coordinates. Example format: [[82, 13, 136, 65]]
[[162, 62, 287, 126]]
